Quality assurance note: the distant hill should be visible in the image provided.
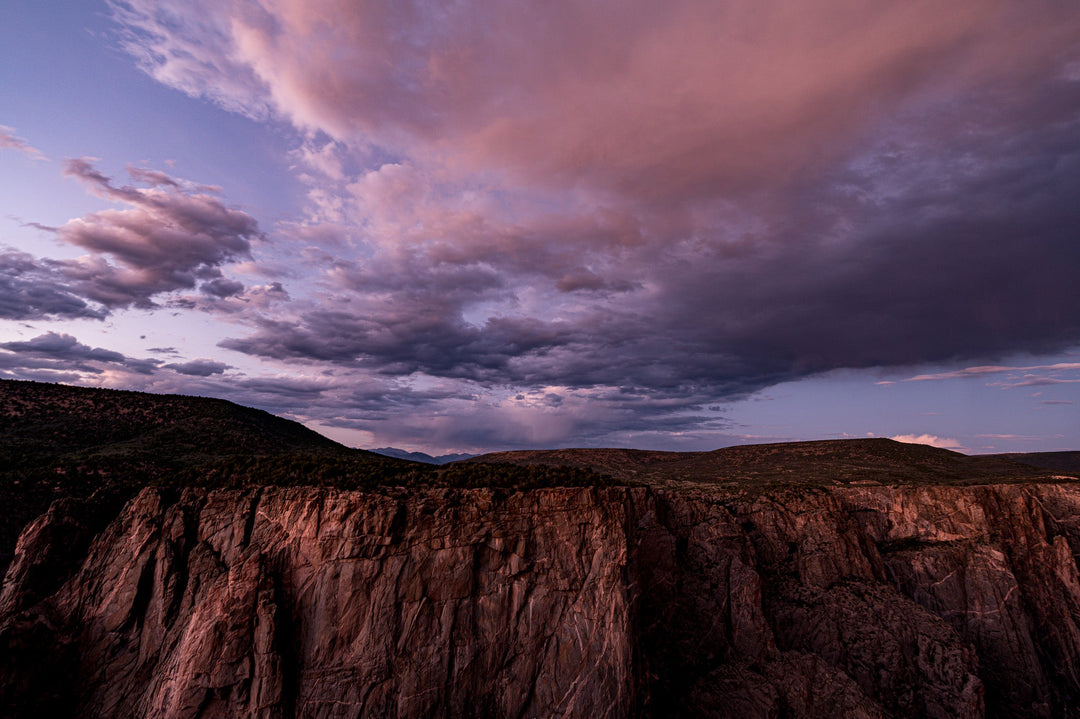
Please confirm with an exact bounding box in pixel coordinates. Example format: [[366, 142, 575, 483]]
[[469, 438, 1071, 489], [990, 451, 1080, 474], [3, 378, 349, 459], [372, 447, 477, 464]]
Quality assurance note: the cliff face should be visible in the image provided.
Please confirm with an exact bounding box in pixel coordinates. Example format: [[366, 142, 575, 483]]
[[2, 482, 1080, 718]]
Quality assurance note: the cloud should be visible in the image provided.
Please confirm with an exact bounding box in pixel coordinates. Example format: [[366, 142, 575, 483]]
[[991, 377, 1080, 389], [0, 250, 107, 320], [110, 1, 1080, 198], [98, 2, 1080, 449], [0, 332, 160, 376], [108, 0, 274, 120], [122, 2, 1078, 397], [2, 332, 124, 363], [199, 277, 245, 298], [905, 363, 1080, 382], [890, 434, 965, 451], [7, 159, 264, 312], [221, 116, 1080, 397], [0, 126, 46, 161], [975, 434, 1041, 441], [164, 358, 230, 376], [61, 157, 258, 247]]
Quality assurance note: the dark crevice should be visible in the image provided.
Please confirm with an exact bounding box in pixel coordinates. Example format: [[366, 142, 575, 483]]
[[122, 550, 159, 634], [242, 488, 263, 548], [272, 571, 300, 718]]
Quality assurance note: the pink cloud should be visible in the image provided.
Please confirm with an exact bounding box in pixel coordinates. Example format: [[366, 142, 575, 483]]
[[905, 363, 1080, 382], [113, 1, 1079, 200], [0, 125, 46, 161], [975, 434, 1041, 441], [890, 434, 966, 451]]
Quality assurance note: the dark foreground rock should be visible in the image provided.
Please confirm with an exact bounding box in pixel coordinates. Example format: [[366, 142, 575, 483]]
[[3, 482, 1080, 718]]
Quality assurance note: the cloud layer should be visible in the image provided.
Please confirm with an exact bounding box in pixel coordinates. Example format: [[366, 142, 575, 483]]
[[101, 0, 1080, 447], [7, 2, 1078, 451]]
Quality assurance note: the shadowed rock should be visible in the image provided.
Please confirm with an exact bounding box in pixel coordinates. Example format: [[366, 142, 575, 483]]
[[4, 481, 1080, 717]]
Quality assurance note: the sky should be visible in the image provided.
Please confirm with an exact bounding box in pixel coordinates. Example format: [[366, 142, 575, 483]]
[[1, 0, 1078, 456]]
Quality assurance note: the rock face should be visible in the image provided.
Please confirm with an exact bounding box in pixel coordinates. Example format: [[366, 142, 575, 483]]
[[3, 483, 1080, 718]]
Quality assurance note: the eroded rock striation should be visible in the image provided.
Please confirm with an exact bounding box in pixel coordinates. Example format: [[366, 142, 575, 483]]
[[3, 482, 1080, 718]]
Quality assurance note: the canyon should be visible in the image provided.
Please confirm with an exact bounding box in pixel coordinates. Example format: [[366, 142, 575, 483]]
[[4, 479, 1080, 717], [3, 379, 1080, 717]]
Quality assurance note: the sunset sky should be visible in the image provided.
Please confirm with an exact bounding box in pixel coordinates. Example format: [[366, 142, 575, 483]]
[[1, 0, 1078, 455]]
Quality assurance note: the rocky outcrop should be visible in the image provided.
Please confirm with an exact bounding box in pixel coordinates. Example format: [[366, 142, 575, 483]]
[[3, 482, 1080, 718]]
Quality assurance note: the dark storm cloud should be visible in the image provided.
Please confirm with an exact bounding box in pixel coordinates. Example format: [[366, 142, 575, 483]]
[[220, 312, 575, 383], [199, 277, 245, 298], [651, 92, 1080, 382]]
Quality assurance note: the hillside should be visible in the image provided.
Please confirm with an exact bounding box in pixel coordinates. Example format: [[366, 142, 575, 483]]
[[469, 438, 1070, 488], [0, 380, 609, 576], [1, 379, 346, 457], [0, 380, 412, 574]]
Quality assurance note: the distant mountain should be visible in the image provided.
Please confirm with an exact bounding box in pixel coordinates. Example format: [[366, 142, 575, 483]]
[[372, 447, 476, 464]]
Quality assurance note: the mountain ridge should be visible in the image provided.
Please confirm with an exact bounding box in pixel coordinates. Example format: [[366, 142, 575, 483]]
[[370, 447, 477, 464]]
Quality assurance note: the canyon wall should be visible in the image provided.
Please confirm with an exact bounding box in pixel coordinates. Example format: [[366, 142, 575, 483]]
[[3, 482, 1080, 718]]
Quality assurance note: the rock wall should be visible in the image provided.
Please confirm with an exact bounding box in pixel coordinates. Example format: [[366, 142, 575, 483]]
[[3, 483, 1080, 718]]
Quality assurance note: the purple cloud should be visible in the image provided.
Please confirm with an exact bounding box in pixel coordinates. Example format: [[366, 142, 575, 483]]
[[79, 1, 1080, 449], [0, 332, 160, 376], [164, 358, 230, 376], [57, 159, 259, 308], [0, 250, 106, 320], [2, 160, 264, 314]]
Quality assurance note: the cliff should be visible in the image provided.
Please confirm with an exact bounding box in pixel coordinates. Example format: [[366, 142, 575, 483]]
[[4, 481, 1080, 718]]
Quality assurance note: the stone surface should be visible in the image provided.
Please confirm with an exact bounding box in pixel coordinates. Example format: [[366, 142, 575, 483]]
[[3, 482, 1080, 717]]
